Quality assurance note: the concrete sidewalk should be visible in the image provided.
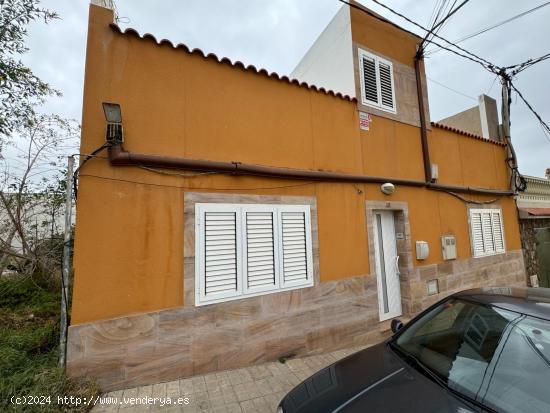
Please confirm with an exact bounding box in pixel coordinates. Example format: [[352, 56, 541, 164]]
[[91, 345, 368, 413]]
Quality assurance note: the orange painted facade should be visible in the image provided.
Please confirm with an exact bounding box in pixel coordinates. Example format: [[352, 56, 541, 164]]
[[71, 4, 521, 325]]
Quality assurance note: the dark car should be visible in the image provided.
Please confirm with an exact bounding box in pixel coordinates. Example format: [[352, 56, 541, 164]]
[[277, 287, 550, 413]]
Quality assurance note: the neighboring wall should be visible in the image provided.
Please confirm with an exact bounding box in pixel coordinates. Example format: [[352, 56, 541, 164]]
[[290, 6, 354, 98], [438, 95, 501, 140], [71, 5, 522, 325], [520, 218, 550, 285]]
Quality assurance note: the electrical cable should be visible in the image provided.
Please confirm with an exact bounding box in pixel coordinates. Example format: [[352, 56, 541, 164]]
[[427, 77, 477, 101], [500, 79, 528, 193], [72, 143, 112, 200], [427, 1, 550, 55], [78, 173, 318, 191], [138, 165, 218, 178], [425, 0, 450, 45], [509, 52, 550, 75], [510, 81, 550, 144], [430, 188, 501, 205], [337, 0, 499, 71], [419, 0, 471, 55]]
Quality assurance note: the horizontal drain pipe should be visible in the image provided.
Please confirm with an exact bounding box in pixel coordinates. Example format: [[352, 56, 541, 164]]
[[108, 145, 513, 197]]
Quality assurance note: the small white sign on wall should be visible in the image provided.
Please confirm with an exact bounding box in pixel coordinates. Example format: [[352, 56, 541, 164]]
[[359, 112, 372, 131]]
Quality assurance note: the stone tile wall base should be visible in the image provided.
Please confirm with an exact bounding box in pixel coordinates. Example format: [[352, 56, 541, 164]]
[[67, 250, 526, 391]]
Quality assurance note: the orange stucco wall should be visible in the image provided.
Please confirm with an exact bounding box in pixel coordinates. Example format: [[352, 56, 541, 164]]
[[71, 5, 521, 324]]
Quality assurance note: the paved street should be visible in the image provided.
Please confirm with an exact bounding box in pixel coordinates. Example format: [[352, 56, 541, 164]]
[[91, 345, 369, 413]]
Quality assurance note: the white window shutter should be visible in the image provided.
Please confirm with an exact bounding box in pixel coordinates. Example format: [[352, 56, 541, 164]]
[[195, 203, 314, 306], [471, 211, 485, 257], [481, 211, 495, 254], [358, 49, 396, 113], [243, 207, 279, 294], [361, 55, 379, 105], [378, 61, 395, 111], [492, 211, 505, 253], [279, 206, 313, 287], [470, 208, 506, 258], [196, 205, 242, 303]]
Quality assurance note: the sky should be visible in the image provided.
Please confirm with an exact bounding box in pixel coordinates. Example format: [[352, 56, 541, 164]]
[[9, 0, 550, 178]]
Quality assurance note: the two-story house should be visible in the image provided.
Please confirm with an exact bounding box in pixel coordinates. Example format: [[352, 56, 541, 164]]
[[68, 1, 526, 391]]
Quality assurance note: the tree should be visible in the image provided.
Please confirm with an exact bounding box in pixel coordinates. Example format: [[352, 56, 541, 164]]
[[0, 0, 59, 144], [0, 114, 79, 285]]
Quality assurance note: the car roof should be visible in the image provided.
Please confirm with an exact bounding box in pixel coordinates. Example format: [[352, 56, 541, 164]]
[[451, 287, 550, 321]]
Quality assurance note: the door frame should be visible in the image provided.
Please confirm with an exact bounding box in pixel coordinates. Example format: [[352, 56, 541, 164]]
[[372, 210, 402, 321], [365, 201, 414, 320]]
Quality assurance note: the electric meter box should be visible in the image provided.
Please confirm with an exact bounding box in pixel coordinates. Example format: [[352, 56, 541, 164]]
[[416, 241, 429, 260], [441, 235, 457, 260]]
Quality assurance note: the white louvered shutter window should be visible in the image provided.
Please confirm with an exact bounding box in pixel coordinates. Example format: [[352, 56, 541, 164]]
[[243, 207, 279, 294], [492, 211, 505, 253], [471, 211, 484, 256], [361, 55, 378, 105], [358, 49, 396, 113], [195, 203, 313, 306], [470, 209, 506, 257], [279, 206, 314, 287], [196, 205, 242, 303], [378, 61, 395, 111]]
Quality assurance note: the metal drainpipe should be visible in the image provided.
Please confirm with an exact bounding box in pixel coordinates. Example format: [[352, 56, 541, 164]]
[[414, 54, 433, 184], [106, 145, 513, 196]]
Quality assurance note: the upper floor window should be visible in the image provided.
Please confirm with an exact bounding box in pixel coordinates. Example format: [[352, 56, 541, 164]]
[[469, 208, 506, 258], [358, 49, 396, 114], [195, 203, 314, 306]]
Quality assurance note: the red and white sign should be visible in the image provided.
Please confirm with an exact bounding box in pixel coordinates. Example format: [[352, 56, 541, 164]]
[[359, 112, 372, 131]]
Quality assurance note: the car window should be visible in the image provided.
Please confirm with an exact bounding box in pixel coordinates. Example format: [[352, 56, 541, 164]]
[[395, 298, 550, 413]]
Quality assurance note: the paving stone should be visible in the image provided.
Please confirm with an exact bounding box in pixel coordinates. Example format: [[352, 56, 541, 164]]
[[93, 345, 376, 412]]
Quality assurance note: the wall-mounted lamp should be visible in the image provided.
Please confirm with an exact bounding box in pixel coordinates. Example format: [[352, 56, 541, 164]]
[[380, 182, 395, 195], [102, 102, 123, 144]]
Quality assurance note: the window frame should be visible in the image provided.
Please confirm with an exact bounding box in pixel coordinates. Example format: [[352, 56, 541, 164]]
[[195, 203, 314, 306], [358, 48, 397, 114], [469, 208, 506, 258]]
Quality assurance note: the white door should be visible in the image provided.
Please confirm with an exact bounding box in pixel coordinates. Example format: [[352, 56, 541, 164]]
[[372, 210, 402, 321]]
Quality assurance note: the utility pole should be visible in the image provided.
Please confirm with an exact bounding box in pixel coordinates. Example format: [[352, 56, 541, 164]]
[[59, 156, 74, 368], [500, 72, 523, 193]]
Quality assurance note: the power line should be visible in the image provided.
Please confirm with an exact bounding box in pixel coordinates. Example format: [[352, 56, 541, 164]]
[[419, 0, 471, 54], [427, 76, 477, 101], [427, 1, 550, 55], [79, 173, 318, 191], [337, 0, 496, 72], [510, 82, 550, 144], [509, 51, 550, 75], [351, 0, 499, 70]]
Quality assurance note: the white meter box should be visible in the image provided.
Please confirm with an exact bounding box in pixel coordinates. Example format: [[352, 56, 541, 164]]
[[441, 235, 457, 260]]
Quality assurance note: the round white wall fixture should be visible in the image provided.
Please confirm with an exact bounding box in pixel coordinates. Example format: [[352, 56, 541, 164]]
[[380, 182, 395, 195]]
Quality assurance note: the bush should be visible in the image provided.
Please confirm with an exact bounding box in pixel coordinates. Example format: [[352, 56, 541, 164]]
[[0, 278, 99, 412]]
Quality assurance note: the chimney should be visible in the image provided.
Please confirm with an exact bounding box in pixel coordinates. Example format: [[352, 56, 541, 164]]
[[478, 94, 500, 141], [91, 0, 114, 9], [546, 168, 550, 180]]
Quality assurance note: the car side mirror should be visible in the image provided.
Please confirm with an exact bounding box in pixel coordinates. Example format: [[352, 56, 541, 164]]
[[391, 319, 404, 334]]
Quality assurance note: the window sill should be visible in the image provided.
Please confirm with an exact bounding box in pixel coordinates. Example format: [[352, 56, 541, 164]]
[[195, 280, 314, 307]]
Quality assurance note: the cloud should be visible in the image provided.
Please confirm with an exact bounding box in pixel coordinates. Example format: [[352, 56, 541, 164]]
[[18, 0, 550, 176]]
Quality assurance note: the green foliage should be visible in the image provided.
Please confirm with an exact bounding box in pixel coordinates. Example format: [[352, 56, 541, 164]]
[[0, 278, 99, 412], [0, 0, 60, 140]]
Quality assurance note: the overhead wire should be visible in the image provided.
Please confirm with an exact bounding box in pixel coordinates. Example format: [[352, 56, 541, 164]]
[[427, 1, 550, 55], [72, 143, 112, 200], [338, 1, 540, 193], [509, 51, 550, 75], [351, 0, 499, 70], [427, 77, 477, 101], [419, 0, 471, 55], [510, 82, 550, 144], [79, 173, 318, 191]]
